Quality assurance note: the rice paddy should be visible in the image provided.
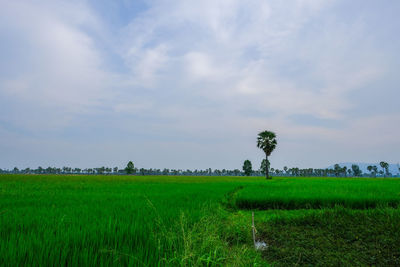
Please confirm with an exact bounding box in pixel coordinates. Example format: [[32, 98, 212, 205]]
[[1, 174, 399, 266], [234, 177, 400, 209]]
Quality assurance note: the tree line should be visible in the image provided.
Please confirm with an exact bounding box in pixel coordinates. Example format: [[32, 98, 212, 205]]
[[1, 161, 398, 177], [1, 130, 397, 178], [241, 160, 399, 178]]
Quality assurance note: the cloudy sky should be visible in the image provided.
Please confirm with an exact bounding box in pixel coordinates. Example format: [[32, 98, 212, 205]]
[[0, 0, 399, 170]]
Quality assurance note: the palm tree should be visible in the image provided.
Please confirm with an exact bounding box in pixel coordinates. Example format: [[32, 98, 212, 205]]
[[257, 130, 277, 179], [379, 161, 389, 177], [367, 165, 373, 177], [372, 166, 378, 177]]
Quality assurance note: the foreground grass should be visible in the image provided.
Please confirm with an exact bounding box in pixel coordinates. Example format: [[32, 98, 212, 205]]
[[0, 174, 263, 266], [1, 175, 400, 266], [255, 207, 400, 266]]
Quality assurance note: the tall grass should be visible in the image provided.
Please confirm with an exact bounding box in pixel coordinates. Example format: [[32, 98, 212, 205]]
[[1, 175, 399, 266], [0, 174, 266, 266], [257, 207, 400, 266], [0, 175, 236, 266]]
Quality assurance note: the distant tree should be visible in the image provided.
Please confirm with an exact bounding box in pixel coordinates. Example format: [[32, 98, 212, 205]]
[[283, 166, 288, 175], [45, 167, 52, 174], [334, 164, 341, 177], [367, 165, 374, 177], [257, 130, 277, 179], [351, 164, 362, 177], [113, 167, 118, 174], [342, 166, 347, 176], [372, 166, 378, 177], [243, 160, 252, 176], [125, 161, 135, 175], [260, 159, 268, 175], [380, 161, 389, 177], [37, 166, 43, 174], [97, 167, 105, 175]]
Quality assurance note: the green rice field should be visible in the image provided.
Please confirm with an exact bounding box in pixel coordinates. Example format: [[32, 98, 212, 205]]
[[1, 174, 400, 266]]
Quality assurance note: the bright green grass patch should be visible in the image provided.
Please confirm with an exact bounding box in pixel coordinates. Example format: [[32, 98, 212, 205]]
[[2, 175, 400, 266], [0, 174, 263, 266], [235, 177, 400, 209]]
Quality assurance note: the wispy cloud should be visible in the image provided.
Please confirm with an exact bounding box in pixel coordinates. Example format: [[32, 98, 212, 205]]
[[0, 0, 398, 169]]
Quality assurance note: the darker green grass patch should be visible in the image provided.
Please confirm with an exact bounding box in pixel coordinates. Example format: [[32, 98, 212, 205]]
[[258, 208, 400, 266], [236, 197, 400, 210]]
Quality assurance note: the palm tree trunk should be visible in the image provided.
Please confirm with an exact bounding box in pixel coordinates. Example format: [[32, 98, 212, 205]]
[[265, 155, 271, 179]]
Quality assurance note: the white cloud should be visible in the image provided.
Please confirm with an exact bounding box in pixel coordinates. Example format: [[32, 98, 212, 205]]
[[0, 0, 114, 129], [126, 44, 170, 87], [115, 0, 383, 120], [0, 0, 398, 169]]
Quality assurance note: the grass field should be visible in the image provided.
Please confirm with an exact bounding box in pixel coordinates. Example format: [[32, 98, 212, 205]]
[[1, 175, 400, 266], [235, 178, 400, 209]]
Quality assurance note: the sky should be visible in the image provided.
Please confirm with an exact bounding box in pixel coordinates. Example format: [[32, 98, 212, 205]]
[[0, 0, 399, 170]]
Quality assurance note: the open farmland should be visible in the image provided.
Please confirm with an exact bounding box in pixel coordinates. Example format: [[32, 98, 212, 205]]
[[234, 178, 400, 209], [1, 174, 400, 266]]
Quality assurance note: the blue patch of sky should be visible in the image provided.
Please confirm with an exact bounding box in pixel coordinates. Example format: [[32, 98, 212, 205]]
[[330, 0, 400, 52], [0, 30, 36, 78], [78, 1, 150, 74], [289, 114, 345, 129], [240, 46, 262, 62], [240, 108, 276, 118], [87, 0, 149, 28], [0, 120, 34, 137], [345, 73, 400, 118]]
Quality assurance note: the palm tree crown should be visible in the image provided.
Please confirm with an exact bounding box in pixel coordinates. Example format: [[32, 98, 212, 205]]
[[257, 131, 277, 156]]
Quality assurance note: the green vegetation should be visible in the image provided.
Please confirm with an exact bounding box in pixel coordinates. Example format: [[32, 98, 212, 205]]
[[380, 161, 390, 177], [125, 161, 135, 174], [351, 164, 362, 177], [257, 208, 400, 266], [0, 175, 263, 266], [256, 131, 277, 179], [235, 178, 400, 210], [1, 175, 400, 266], [2, 162, 399, 177], [242, 160, 252, 176]]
